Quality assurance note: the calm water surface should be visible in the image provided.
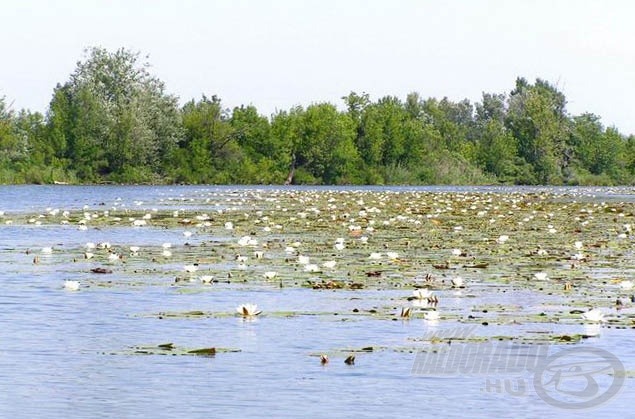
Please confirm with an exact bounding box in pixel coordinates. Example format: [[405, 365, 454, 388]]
[[1, 185, 634, 418]]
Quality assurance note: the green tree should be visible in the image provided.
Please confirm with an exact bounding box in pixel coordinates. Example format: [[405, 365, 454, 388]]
[[175, 95, 239, 182], [569, 113, 627, 183], [297, 103, 361, 184], [342, 91, 370, 169], [423, 97, 475, 156], [473, 92, 517, 180], [270, 106, 304, 183], [0, 97, 23, 167], [48, 47, 182, 181], [506, 78, 570, 184], [475, 120, 518, 179], [476, 93, 506, 124], [358, 96, 409, 168], [230, 105, 287, 184], [231, 105, 270, 156]]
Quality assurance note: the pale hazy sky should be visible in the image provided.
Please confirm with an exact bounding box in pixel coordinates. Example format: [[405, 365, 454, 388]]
[[2, 0, 634, 135]]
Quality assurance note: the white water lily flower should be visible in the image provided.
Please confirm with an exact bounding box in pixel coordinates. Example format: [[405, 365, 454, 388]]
[[413, 289, 433, 299], [619, 280, 634, 290], [237, 303, 261, 317], [184, 264, 198, 273], [263, 271, 278, 280], [297, 255, 310, 265], [496, 235, 509, 244], [162, 249, 172, 258], [64, 280, 80, 291], [183, 231, 192, 237], [581, 308, 605, 323], [200, 275, 214, 284], [451, 277, 465, 288], [334, 242, 345, 251], [574, 241, 583, 250], [451, 249, 462, 256], [304, 263, 319, 272], [534, 272, 549, 281], [369, 252, 382, 260], [162, 242, 171, 249], [424, 311, 440, 321], [386, 252, 399, 260], [225, 222, 234, 230], [322, 260, 337, 269], [41, 247, 53, 254]]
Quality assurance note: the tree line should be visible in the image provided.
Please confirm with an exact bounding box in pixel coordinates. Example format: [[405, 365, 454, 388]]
[[1, 47, 633, 185]]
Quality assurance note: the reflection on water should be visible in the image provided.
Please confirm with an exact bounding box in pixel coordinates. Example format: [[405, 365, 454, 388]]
[[0, 185, 633, 418]]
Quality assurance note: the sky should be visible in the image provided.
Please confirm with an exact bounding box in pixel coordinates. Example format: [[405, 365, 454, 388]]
[[2, 0, 634, 135]]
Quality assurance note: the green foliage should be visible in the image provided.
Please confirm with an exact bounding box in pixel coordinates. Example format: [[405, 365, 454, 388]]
[[475, 120, 518, 180], [570, 114, 627, 182], [0, 97, 25, 166], [47, 47, 182, 182], [1, 49, 634, 185], [506, 78, 570, 184]]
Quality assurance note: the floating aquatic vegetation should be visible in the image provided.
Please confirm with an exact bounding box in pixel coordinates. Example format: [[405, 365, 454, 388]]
[[10, 187, 635, 359], [90, 267, 113, 274], [114, 343, 241, 356]]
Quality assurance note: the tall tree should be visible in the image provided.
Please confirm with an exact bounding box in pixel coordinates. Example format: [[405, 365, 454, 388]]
[[506, 78, 570, 184], [0, 97, 23, 167], [270, 106, 304, 183], [358, 96, 409, 168], [48, 47, 182, 181], [176, 95, 238, 182], [231, 105, 273, 159], [298, 103, 361, 184], [423, 97, 475, 155]]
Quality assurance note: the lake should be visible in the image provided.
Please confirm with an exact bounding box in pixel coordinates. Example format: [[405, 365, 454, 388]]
[[1, 185, 634, 418]]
